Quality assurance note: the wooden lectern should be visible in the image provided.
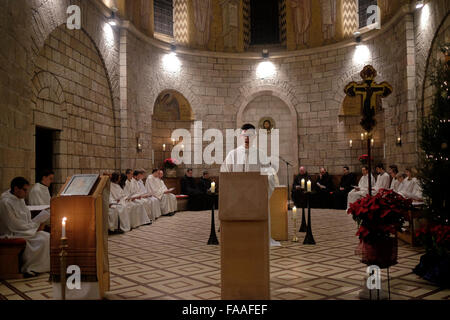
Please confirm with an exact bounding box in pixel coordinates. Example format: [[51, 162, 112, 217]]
[[270, 186, 288, 241], [219, 172, 270, 300], [50, 175, 110, 299]]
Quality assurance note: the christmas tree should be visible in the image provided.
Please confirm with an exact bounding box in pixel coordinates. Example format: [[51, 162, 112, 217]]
[[414, 43, 450, 288], [418, 43, 450, 226]]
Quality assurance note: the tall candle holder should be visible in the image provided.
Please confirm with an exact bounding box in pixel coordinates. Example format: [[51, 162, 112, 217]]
[[303, 192, 316, 245], [298, 187, 307, 232], [292, 213, 299, 242], [59, 236, 68, 300]]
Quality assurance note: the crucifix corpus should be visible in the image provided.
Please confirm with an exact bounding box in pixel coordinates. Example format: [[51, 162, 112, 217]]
[[344, 65, 393, 195]]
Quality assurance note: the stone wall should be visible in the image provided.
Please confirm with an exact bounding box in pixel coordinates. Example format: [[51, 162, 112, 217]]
[[1, 0, 449, 191], [31, 25, 117, 192], [0, 0, 120, 191]]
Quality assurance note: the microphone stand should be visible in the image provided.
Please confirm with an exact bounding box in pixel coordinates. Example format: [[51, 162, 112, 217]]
[[278, 156, 293, 210]]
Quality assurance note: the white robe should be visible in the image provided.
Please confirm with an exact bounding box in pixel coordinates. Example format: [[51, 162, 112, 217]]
[[145, 175, 177, 215], [0, 190, 50, 273], [221, 145, 281, 247], [128, 178, 161, 220], [109, 183, 150, 232], [347, 174, 376, 209], [399, 178, 423, 200], [374, 172, 391, 193], [27, 183, 51, 206], [390, 178, 401, 192]]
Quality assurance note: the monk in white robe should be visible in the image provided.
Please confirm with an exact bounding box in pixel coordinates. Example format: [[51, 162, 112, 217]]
[[347, 166, 376, 209], [220, 124, 281, 247], [373, 164, 391, 194], [398, 169, 423, 201], [128, 170, 162, 220], [27, 170, 54, 206], [388, 164, 400, 191], [109, 173, 150, 232], [0, 177, 50, 274], [145, 170, 177, 216]]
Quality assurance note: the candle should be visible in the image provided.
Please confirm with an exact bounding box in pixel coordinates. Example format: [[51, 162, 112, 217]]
[[301, 178, 305, 189], [364, 132, 368, 139], [162, 144, 166, 151], [371, 138, 374, 147], [211, 182, 216, 193], [349, 139, 353, 148], [293, 206, 297, 217], [62, 217, 67, 238], [172, 138, 175, 145], [181, 144, 184, 149], [361, 133, 364, 140], [307, 180, 311, 192]]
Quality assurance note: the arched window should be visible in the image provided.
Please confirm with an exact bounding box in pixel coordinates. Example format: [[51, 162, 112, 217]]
[[154, 0, 174, 36], [358, 0, 378, 29], [250, 0, 280, 45]]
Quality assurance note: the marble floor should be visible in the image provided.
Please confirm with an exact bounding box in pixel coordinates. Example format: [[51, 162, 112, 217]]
[[1, 209, 449, 300]]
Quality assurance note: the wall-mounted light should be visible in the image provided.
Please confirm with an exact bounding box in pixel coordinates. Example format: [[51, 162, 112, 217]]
[[137, 134, 143, 152], [416, 0, 424, 9], [349, 139, 353, 148], [163, 44, 181, 73], [108, 9, 119, 27], [262, 49, 269, 59], [353, 31, 371, 64]]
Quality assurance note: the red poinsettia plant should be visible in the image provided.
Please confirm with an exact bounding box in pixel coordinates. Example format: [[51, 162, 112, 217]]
[[416, 225, 450, 256], [348, 189, 413, 244], [163, 158, 179, 169], [358, 154, 374, 165]]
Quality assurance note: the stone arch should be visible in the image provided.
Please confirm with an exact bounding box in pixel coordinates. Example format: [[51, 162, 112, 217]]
[[30, 22, 118, 191], [151, 89, 196, 169], [236, 86, 299, 180], [421, 11, 450, 117], [29, 0, 119, 97], [150, 78, 200, 119], [31, 71, 67, 130]]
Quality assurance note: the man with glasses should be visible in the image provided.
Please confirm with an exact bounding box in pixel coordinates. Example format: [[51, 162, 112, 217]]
[[0, 177, 50, 276]]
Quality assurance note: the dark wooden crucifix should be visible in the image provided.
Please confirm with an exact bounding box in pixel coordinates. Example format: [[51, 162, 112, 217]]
[[344, 65, 393, 195]]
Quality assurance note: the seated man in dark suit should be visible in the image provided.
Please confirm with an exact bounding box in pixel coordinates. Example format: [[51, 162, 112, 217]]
[[314, 167, 333, 208], [292, 166, 311, 208], [180, 168, 211, 211], [333, 166, 356, 209]]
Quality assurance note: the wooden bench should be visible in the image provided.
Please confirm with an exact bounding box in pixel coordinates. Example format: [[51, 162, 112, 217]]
[[0, 238, 27, 279], [163, 176, 220, 212]]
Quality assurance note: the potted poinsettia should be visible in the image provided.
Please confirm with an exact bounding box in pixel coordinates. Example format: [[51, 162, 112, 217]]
[[413, 225, 450, 287], [348, 189, 413, 268], [163, 158, 179, 177], [358, 154, 374, 165]]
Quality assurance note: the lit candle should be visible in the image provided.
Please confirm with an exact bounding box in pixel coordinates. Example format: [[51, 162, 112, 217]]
[[181, 144, 184, 149], [293, 206, 297, 217], [371, 138, 374, 147], [364, 132, 368, 139], [211, 182, 216, 193], [172, 138, 175, 145], [301, 178, 305, 189], [397, 137, 401, 143], [307, 180, 311, 192], [361, 133, 364, 140], [162, 144, 166, 151], [349, 139, 353, 148], [62, 217, 67, 238]]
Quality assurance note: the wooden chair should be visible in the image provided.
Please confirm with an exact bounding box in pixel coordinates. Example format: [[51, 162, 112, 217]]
[[0, 238, 27, 279]]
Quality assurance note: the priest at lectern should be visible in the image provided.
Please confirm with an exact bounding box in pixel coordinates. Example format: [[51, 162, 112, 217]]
[[220, 123, 281, 247]]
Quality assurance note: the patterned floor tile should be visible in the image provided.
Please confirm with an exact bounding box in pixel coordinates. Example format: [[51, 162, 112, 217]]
[[2, 209, 448, 300]]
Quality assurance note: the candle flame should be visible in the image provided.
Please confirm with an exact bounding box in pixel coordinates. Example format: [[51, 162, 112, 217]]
[[62, 217, 67, 224]]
